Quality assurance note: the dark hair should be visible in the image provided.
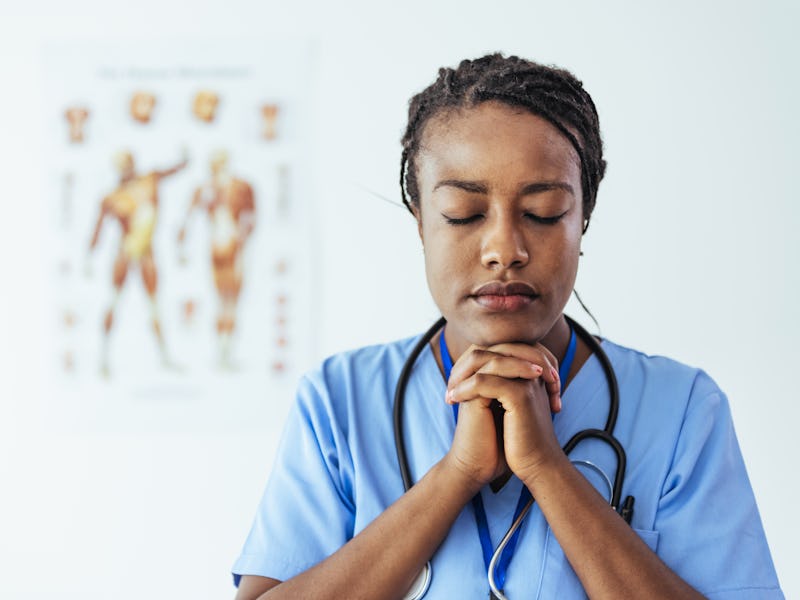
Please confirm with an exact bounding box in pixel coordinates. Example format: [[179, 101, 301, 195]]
[[400, 53, 606, 232]]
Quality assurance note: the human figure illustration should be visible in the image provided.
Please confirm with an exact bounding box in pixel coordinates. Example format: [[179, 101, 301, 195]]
[[64, 106, 89, 143], [260, 104, 279, 140], [192, 90, 220, 123], [178, 150, 255, 368], [88, 150, 188, 377], [130, 91, 157, 124]]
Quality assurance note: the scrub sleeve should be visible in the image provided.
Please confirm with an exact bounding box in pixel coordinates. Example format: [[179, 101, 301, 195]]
[[232, 374, 355, 585], [651, 374, 783, 598]]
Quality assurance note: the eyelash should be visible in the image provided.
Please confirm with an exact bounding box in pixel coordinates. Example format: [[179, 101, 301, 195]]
[[443, 215, 482, 225], [442, 212, 567, 226]]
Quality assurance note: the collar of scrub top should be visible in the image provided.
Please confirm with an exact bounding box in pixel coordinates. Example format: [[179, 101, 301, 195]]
[[439, 324, 577, 594]]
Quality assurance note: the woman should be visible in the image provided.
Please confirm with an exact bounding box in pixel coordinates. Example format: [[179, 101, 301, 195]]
[[232, 54, 782, 599]]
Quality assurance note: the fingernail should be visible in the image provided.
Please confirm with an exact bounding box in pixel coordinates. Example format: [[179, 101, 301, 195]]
[[550, 367, 560, 382], [531, 364, 543, 374], [446, 389, 454, 404]]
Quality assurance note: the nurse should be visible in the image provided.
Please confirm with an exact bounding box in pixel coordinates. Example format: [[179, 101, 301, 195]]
[[233, 54, 783, 598]]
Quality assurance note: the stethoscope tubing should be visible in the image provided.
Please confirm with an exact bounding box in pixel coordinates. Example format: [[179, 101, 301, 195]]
[[563, 315, 626, 512], [393, 316, 446, 492], [394, 315, 632, 599]]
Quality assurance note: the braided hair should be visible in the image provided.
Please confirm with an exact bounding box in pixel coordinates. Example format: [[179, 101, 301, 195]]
[[400, 53, 606, 232]]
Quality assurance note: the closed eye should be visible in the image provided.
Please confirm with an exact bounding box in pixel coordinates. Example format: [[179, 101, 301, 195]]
[[526, 211, 568, 225], [442, 213, 484, 225]]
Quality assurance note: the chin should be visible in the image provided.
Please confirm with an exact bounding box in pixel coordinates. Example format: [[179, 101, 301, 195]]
[[461, 311, 554, 347]]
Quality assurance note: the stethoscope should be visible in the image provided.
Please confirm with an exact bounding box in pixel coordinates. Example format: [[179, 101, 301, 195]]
[[393, 315, 635, 600]]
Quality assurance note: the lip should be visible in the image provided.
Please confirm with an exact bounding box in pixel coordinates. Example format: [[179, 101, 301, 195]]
[[472, 280, 538, 297], [470, 280, 538, 312]]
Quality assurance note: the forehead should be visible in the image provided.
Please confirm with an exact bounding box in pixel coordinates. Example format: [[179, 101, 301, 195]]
[[416, 101, 581, 188]]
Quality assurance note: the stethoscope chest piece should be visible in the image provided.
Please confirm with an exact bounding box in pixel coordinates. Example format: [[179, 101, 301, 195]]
[[402, 560, 432, 600]]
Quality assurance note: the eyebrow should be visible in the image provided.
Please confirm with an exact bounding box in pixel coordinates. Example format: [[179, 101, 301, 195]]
[[433, 179, 574, 197]]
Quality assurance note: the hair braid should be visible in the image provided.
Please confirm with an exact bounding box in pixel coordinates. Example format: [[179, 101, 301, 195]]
[[400, 53, 606, 231]]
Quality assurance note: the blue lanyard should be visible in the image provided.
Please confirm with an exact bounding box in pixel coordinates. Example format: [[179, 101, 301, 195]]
[[560, 326, 578, 384], [439, 325, 576, 593]]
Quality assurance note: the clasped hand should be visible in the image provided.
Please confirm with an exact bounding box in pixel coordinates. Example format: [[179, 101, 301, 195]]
[[444, 342, 564, 489]]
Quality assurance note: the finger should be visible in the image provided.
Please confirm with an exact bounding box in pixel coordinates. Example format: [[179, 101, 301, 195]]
[[447, 348, 556, 411], [535, 343, 559, 370], [446, 345, 494, 387], [447, 373, 547, 415], [544, 366, 562, 413], [486, 342, 558, 373], [487, 343, 561, 412], [447, 342, 561, 413], [474, 356, 554, 411], [450, 353, 543, 389], [449, 344, 552, 386], [536, 343, 563, 413], [476, 356, 544, 381]]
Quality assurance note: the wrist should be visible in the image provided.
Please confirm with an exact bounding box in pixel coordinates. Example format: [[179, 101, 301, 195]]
[[438, 453, 487, 498], [518, 450, 569, 493]]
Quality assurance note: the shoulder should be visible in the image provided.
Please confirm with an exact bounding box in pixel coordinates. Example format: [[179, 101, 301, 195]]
[[601, 338, 722, 401], [306, 335, 422, 388], [597, 339, 728, 447], [295, 335, 424, 423]]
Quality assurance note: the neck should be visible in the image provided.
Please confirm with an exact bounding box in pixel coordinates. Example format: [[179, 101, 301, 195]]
[[538, 315, 573, 365]]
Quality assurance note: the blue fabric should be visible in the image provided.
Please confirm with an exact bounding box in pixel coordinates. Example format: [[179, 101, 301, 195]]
[[232, 334, 784, 598]]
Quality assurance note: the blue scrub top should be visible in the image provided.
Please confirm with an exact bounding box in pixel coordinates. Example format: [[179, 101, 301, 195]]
[[233, 335, 783, 598]]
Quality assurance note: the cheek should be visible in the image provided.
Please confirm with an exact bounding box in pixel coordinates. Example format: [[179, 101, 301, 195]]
[[421, 229, 472, 301], [556, 229, 583, 287], [534, 226, 582, 286], [423, 249, 449, 311], [423, 239, 455, 285]]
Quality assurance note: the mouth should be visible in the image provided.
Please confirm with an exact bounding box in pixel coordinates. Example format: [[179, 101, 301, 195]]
[[470, 281, 538, 312]]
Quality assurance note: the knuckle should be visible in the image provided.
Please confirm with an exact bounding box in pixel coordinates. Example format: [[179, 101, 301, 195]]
[[470, 348, 493, 362], [473, 372, 488, 386], [486, 356, 507, 372]]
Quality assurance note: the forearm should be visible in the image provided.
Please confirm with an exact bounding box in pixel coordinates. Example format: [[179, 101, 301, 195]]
[[525, 456, 704, 600], [260, 456, 479, 600]]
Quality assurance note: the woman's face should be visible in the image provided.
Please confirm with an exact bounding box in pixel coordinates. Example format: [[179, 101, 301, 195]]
[[414, 101, 585, 358]]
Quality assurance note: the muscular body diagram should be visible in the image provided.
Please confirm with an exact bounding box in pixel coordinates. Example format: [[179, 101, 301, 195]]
[[88, 150, 187, 377], [179, 150, 255, 368]]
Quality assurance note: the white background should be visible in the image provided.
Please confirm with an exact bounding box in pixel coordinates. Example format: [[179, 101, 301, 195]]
[[0, 1, 798, 598]]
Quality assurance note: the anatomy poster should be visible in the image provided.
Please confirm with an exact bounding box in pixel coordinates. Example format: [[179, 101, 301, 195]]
[[43, 40, 316, 431]]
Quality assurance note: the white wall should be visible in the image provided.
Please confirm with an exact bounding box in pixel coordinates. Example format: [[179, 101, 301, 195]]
[[1, 1, 797, 597]]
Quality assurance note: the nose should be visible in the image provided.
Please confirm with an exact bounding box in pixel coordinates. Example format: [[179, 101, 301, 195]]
[[480, 214, 529, 270]]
